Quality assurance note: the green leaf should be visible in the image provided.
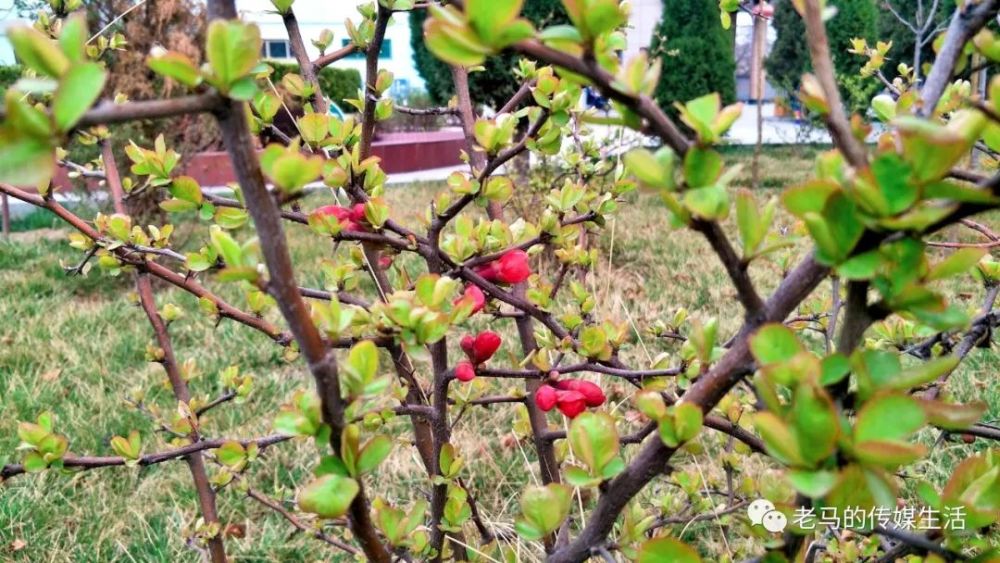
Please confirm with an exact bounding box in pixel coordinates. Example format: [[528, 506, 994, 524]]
[[854, 393, 926, 444], [673, 402, 703, 443], [735, 189, 772, 257], [924, 180, 1000, 204], [837, 251, 882, 280], [216, 441, 246, 468], [782, 180, 838, 218], [921, 399, 986, 430], [683, 147, 722, 188], [676, 93, 719, 142], [214, 207, 249, 229], [624, 147, 675, 190], [790, 382, 838, 466], [871, 94, 896, 122], [818, 193, 864, 264], [749, 324, 803, 365], [345, 340, 378, 382], [888, 356, 958, 392], [895, 116, 974, 183], [853, 440, 926, 467], [424, 5, 491, 67], [53, 63, 106, 131], [870, 152, 918, 216], [148, 50, 203, 87], [209, 225, 243, 267], [0, 128, 55, 186], [356, 435, 393, 475], [271, 0, 294, 13], [637, 536, 702, 563], [298, 474, 360, 518], [8, 26, 69, 78], [466, 0, 523, 44], [169, 176, 203, 204], [927, 248, 988, 281], [206, 20, 261, 91], [23, 451, 47, 472], [753, 412, 804, 466], [568, 412, 620, 477], [788, 469, 838, 497], [515, 484, 572, 540], [819, 353, 851, 386], [683, 185, 728, 220], [58, 14, 88, 64]]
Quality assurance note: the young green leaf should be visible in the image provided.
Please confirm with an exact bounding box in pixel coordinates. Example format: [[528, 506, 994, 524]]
[[298, 474, 360, 518], [53, 62, 107, 132]]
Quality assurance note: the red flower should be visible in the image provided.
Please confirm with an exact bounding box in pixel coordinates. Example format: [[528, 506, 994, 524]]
[[453, 285, 486, 314], [474, 250, 532, 285], [460, 331, 502, 364], [535, 384, 558, 411], [349, 203, 367, 223], [455, 361, 476, 382], [554, 379, 606, 407], [555, 390, 587, 418], [378, 255, 393, 270], [311, 205, 364, 232]]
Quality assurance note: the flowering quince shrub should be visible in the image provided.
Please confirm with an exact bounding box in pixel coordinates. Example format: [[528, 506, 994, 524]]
[[4, 0, 1000, 561]]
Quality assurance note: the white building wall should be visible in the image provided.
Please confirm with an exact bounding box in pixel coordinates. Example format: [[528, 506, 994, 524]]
[[0, 0, 26, 66], [235, 0, 424, 97], [623, 0, 663, 61]]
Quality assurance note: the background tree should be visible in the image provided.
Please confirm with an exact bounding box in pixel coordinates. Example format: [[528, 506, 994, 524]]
[[765, 0, 808, 95], [651, 0, 736, 109], [409, 0, 568, 108], [766, 0, 879, 112], [879, 0, 950, 83]]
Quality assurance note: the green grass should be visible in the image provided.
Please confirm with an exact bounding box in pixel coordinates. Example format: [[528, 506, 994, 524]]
[[1, 149, 999, 561]]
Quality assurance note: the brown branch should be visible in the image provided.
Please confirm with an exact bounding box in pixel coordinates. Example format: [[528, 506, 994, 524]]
[[247, 487, 359, 555], [28, 94, 223, 129], [692, 220, 765, 318], [104, 136, 228, 562], [313, 44, 357, 71], [920, 0, 999, 116], [211, 93, 389, 562], [0, 183, 291, 344], [546, 255, 831, 563], [649, 500, 750, 530], [510, 40, 690, 155], [801, 0, 868, 168], [359, 6, 391, 159], [195, 390, 238, 417], [282, 9, 327, 114], [1, 434, 292, 480]]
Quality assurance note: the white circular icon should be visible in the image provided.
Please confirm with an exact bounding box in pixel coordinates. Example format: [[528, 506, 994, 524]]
[[762, 510, 788, 533], [747, 499, 775, 526], [747, 498, 788, 532]]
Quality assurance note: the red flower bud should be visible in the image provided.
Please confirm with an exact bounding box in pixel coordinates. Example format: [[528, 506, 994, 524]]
[[555, 390, 587, 418], [311, 205, 363, 232], [461, 330, 502, 364], [535, 384, 558, 411], [378, 255, 393, 269], [453, 285, 486, 314], [455, 361, 476, 382], [474, 250, 532, 285], [460, 335, 475, 357], [350, 203, 367, 223], [554, 379, 606, 407]]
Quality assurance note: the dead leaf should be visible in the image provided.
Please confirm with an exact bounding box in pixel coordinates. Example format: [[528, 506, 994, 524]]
[[10, 538, 26, 552], [41, 369, 62, 382]]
